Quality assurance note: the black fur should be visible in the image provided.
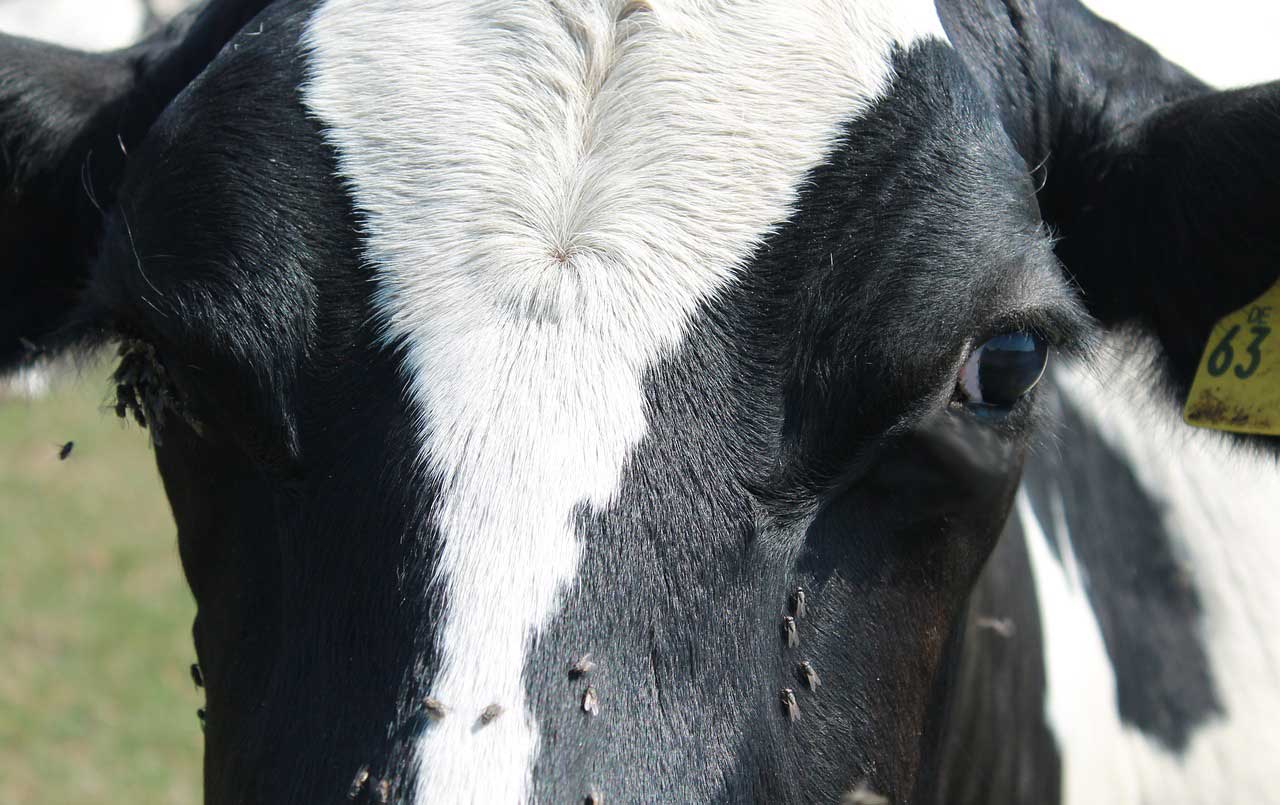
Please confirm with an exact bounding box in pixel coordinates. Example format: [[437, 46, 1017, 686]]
[[0, 0, 273, 368], [42, 3, 438, 801], [931, 512, 1063, 805]]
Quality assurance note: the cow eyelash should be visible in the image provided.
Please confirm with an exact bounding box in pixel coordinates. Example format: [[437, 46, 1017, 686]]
[[977, 307, 1094, 360], [968, 278, 1091, 336]]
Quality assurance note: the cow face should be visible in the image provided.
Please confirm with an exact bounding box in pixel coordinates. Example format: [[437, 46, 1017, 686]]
[[2, 1, 1277, 803]]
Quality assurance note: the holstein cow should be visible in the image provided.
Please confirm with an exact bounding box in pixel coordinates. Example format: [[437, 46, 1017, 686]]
[[2, 0, 1277, 802]]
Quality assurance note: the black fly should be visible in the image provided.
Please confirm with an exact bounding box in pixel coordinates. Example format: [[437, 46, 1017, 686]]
[[478, 703, 504, 726], [780, 688, 800, 722], [423, 697, 447, 721], [781, 616, 799, 648], [569, 653, 597, 678], [348, 766, 370, 800], [799, 661, 821, 691], [790, 587, 807, 619]]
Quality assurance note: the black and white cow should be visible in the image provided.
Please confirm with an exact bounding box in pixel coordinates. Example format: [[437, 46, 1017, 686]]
[[2, 0, 1277, 802]]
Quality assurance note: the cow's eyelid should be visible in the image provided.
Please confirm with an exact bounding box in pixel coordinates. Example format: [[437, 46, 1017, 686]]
[[981, 304, 1097, 360]]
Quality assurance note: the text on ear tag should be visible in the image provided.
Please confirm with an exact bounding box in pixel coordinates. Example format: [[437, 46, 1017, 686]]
[[1184, 278, 1280, 435]]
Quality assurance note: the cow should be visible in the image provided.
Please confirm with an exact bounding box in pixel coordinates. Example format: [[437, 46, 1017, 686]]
[[2, 0, 1277, 802]]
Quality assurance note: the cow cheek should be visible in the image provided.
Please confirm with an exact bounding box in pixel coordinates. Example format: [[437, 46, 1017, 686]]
[[858, 408, 1025, 593]]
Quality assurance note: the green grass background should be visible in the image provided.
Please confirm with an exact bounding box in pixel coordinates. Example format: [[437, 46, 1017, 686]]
[[0, 362, 201, 804]]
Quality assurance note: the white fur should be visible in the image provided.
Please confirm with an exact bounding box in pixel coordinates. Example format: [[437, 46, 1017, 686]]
[[303, 1, 945, 801], [0, 0, 146, 51], [1026, 354, 1280, 804]]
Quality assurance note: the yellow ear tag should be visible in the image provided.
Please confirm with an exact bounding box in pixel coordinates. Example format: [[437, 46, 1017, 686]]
[[1183, 279, 1280, 435]]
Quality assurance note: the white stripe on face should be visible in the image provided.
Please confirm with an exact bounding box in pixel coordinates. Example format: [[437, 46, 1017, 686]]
[[302, 1, 946, 800]]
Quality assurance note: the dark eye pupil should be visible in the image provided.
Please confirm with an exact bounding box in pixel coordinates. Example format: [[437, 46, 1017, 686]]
[[965, 332, 1049, 408]]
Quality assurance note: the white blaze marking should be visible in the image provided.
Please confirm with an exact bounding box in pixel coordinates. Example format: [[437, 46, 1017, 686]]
[[303, 1, 945, 800], [1026, 355, 1280, 804]]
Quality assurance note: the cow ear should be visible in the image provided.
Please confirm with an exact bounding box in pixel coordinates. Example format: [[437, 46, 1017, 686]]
[[1049, 80, 1280, 401], [942, 1, 1280, 410], [0, 0, 271, 371]]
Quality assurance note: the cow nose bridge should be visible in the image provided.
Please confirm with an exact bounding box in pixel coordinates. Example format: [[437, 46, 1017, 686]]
[[200, 568, 862, 804], [493, 586, 835, 802], [342, 698, 477, 805], [389, 656, 605, 802]]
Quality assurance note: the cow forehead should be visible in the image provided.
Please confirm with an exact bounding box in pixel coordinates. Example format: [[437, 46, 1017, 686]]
[[304, 0, 948, 349], [302, 0, 948, 800]]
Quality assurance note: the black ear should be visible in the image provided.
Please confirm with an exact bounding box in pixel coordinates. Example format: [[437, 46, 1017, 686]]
[[941, 0, 1280, 401], [1051, 80, 1280, 393], [0, 0, 272, 371]]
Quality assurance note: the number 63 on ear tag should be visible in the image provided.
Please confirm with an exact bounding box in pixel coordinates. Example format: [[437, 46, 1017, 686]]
[[1184, 279, 1280, 435]]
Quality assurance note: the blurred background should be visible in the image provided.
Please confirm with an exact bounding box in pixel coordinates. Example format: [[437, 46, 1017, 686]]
[[1, 1, 1277, 802], [0, 6, 202, 805]]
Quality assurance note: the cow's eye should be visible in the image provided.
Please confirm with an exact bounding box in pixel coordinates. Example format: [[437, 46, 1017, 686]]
[[956, 332, 1048, 409]]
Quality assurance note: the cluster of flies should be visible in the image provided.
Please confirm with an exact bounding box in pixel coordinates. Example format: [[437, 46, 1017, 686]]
[[345, 653, 603, 803], [112, 339, 203, 444], [188, 585, 867, 803], [45, 340, 845, 799], [782, 589, 890, 805], [190, 662, 205, 733], [780, 587, 821, 722]]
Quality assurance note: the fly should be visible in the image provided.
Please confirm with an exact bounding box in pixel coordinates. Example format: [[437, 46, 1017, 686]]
[[799, 661, 821, 691], [782, 616, 799, 648], [479, 703, 504, 726], [780, 688, 800, 722], [569, 653, 597, 678], [791, 587, 807, 619], [348, 766, 370, 800], [423, 697, 447, 721]]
